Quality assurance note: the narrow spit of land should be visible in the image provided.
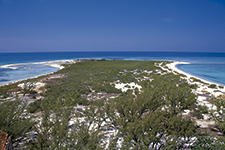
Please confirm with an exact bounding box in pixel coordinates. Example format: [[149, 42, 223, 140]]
[[0, 59, 225, 149]]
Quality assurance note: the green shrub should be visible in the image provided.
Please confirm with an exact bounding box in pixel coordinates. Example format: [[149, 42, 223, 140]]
[[28, 99, 42, 113], [45, 85, 51, 88], [30, 90, 37, 94], [134, 87, 139, 95], [190, 84, 198, 89], [219, 85, 224, 89], [76, 98, 89, 105], [191, 110, 203, 119], [190, 77, 207, 84], [179, 74, 187, 77], [208, 84, 217, 89], [191, 105, 208, 119], [198, 105, 208, 114], [191, 136, 225, 149]]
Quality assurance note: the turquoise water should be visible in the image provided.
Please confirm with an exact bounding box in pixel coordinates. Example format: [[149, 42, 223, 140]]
[[0, 52, 225, 85], [0, 64, 59, 84], [177, 64, 225, 86]]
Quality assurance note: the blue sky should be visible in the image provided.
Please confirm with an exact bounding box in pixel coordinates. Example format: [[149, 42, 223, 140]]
[[0, 0, 225, 52]]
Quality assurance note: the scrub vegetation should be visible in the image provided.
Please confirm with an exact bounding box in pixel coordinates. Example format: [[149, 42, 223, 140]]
[[0, 60, 225, 149]]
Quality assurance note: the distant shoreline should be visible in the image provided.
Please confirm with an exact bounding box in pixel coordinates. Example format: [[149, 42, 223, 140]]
[[0, 59, 76, 86], [169, 61, 225, 86], [0, 59, 76, 70], [0, 60, 224, 87]]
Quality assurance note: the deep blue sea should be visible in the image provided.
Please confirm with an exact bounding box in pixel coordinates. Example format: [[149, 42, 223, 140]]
[[0, 52, 225, 86]]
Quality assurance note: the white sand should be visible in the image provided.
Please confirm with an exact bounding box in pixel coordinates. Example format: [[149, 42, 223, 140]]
[[0, 64, 19, 69], [0, 59, 76, 70], [166, 61, 225, 128], [114, 82, 142, 95], [167, 61, 224, 86], [167, 61, 225, 96], [167, 61, 225, 100], [46, 64, 65, 69]]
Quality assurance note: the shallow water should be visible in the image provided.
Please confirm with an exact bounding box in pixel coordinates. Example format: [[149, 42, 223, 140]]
[[177, 64, 225, 86], [0, 64, 59, 85]]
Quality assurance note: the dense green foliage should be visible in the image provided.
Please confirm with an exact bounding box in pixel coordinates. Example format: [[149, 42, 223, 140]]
[[44, 60, 157, 103], [2, 60, 224, 149], [106, 72, 197, 149], [189, 84, 198, 89], [211, 97, 225, 134], [39, 60, 198, 149], [28, 99, 42, 113], [0, 99, 35, 145], [191, 136, 225, 150]]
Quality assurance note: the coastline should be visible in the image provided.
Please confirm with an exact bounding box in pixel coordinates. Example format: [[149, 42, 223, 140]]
[[0, 60, 224, 91], [0, 59, 76, 70], [0, 59, 76, 87], [167, 61, 225, 103], [0, 69, 59, 87], [167, 61, 225, 128], [1, 59, 224, 129], [167, 61, 225, 87]]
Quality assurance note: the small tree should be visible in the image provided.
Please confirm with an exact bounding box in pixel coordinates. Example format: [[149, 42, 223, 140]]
[[211, 97, 225, 135], [29, 96, 72, 149], [0, 98, 36, 147]]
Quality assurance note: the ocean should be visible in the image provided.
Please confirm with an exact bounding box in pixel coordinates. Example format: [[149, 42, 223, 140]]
[[0, 51, 225, 86]]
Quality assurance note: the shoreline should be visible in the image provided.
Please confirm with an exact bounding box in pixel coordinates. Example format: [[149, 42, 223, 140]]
[[167, 61, 225, 128], [1, 60, 224, 90], [167, 61, 225, 101], [0, 72, 53, 87], [0, 68, 62, 87], [167, 61, 225, 87], [0, 59, 76, 70], [0, 59, 76, 87]]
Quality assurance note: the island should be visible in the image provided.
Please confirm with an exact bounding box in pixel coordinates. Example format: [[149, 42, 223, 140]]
[[0, 59, 225, 149]]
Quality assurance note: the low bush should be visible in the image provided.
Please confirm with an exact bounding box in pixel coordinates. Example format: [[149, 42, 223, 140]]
[[208, 84, 217, 89], [27, 99, 42, 113], [190, 84, 198, 89], [219, 85, 224, 89]]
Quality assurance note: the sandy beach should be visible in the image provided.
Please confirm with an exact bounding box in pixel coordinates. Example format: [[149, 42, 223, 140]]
[[0, 59, 76, 87], [167, 61, 224, 86], [167, 61, 225, 96], [0, 59, 76, 70], [166, 61, 225, 128]]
